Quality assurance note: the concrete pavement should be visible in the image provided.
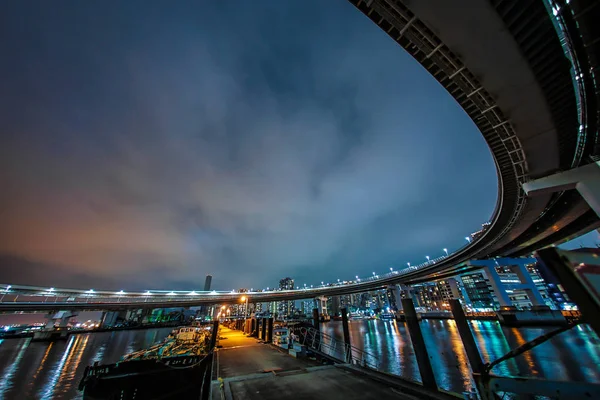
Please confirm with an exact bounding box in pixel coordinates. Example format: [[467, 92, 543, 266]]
[[211, 327, 456, 400]]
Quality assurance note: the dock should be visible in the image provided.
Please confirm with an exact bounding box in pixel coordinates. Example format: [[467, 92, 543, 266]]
[[211, 327, 457, 400]]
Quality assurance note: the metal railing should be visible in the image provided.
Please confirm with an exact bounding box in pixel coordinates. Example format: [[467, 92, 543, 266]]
[[295, 327, 380, 371]]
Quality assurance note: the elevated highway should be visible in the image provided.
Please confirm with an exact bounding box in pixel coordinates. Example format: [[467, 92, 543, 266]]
[[343, 0, 600, 279], [0, 261, 461, 311]]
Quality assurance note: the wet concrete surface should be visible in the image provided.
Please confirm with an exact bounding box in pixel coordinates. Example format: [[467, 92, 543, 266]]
[[211, 327, 429, 400]]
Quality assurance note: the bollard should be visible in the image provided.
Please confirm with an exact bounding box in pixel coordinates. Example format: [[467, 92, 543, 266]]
[[267, 317, 274, 343], [209, 320, 219, 350], [341, 307, 352, 363], [261, 317, 267, 340], [449, 299, 484, 374], [401, 298, 437, 390], [312, 308, 320, 331]]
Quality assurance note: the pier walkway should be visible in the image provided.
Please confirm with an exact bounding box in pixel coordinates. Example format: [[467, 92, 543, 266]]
[[211, 327, 456, 400]]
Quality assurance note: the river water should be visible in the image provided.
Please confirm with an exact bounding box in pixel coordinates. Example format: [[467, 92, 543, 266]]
[[0, 321, 599, 399]]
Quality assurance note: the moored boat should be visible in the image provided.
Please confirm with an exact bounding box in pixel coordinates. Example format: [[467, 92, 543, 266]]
[[78, 323, 218, 399]]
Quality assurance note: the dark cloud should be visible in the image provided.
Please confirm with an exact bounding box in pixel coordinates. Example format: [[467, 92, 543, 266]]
[[0, 0, 497, 290]]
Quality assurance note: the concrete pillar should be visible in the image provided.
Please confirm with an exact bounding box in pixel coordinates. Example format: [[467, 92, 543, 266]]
[[44, 310, 78, 329], [523, 161, 600, 218], [482, 263, 512, 307], [389, 285, 403, 310]]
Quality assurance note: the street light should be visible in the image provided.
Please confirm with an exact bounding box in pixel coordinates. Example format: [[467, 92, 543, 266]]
[[241, 296, 249, 319], [443, 248, 448, 256], [407, 262, 410, 268], [465, 236, 471, 243], [390, 267, 393, 272], [426, 256, 430, 263]]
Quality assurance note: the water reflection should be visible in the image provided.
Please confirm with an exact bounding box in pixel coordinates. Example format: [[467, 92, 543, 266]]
[[0, 322, 598, 398], [0, 328, 174, 400], [322, 320, 600, 394]]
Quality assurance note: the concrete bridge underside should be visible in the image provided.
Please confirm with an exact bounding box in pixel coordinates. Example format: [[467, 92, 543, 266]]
[[346, 0, 600, 280]]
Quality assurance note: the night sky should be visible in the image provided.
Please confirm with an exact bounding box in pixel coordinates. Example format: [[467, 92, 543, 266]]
[[0, 0, 502, 291]]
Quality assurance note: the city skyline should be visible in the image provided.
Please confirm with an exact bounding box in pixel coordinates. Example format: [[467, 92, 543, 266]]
[[0, 0, 582, 290]]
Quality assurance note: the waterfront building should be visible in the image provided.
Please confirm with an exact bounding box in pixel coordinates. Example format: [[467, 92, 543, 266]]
[[300, 300, 314, 316], [339, 294, 353, 310], [458, 261, 557, 310], [327, 296, 341, 316], [459, 272, 498, 310], [277, 277, 295, 317]]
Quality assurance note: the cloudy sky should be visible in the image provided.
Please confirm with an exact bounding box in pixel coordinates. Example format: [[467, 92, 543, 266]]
[[0, 0, 502, 291]]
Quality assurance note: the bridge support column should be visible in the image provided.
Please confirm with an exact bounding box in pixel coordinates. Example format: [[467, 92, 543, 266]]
[[44, 310, 78, 329], [312, 308, 320, 331], [396, 284, 419, 310], [313, 296, 328, 319], [388, 285, 402, 311], [523, 161, 600, 218]]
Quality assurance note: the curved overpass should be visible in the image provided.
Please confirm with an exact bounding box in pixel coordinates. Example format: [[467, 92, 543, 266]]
[[344, 0, 599, 280]]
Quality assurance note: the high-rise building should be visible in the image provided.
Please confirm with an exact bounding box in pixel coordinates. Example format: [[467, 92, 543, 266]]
[[203, 275, 212, 292], [277, 277, 295, 317]]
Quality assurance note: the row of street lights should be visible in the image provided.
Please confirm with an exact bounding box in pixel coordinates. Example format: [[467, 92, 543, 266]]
[[296, 240, 473, 291]]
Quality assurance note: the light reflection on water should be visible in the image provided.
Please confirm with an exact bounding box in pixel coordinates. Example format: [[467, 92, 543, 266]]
[[321, 319, 600, 393], [0, 321, 598, 398], [0, 328, 174, 400]]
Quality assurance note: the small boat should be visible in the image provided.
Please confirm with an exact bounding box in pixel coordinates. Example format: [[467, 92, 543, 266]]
[[78, 324, 217, 399], [32, 327, 69, 342]]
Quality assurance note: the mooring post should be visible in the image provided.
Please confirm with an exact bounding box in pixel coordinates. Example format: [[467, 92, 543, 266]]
[[401, 298, 437, 390], [209, 320, 219, 350], [449, 299, 484, 374], [341, 307, 352, 363], [312, 308, 320, 331], [267, 317, 274, 343]]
